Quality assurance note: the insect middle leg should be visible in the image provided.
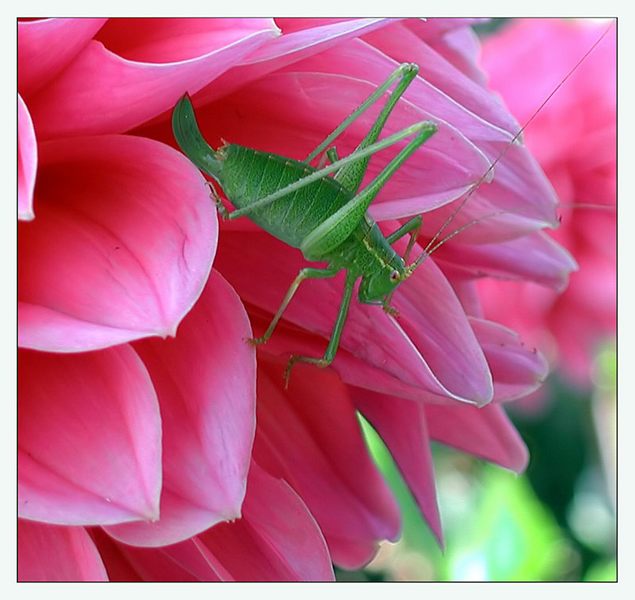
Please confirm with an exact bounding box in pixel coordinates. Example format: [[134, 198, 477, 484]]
[[284, 270, 357, 388], [386, 214, 423, 264], [250, 265, 341, 346]]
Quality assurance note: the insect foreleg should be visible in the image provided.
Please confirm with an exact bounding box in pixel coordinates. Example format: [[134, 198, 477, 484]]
[[386, 215, 423, 263], [300, 122, 437, 259], [250, 266, 340, 346], [284, 270, 357, 388]]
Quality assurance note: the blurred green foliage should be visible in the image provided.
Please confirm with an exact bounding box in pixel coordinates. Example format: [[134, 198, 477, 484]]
[[336, 345, 616, 582]]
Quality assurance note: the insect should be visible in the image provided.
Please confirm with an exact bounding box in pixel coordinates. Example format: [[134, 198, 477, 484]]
[[171, 26, 612, 385]]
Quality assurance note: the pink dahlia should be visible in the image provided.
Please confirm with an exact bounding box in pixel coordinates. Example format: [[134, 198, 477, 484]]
[[478, 19, 616, 387], [18, 18, 577, 581]]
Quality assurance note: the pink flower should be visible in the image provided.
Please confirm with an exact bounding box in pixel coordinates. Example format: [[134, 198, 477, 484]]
[[18, 18, 575, 581], [477, 19, 616, 386]]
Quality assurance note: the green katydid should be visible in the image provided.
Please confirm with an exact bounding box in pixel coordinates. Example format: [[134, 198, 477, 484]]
[[171, 27, 609, 385], [173, 63, 441, 383]]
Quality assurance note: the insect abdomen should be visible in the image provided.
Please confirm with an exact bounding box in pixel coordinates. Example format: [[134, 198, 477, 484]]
[[219, 145, 353, 248]]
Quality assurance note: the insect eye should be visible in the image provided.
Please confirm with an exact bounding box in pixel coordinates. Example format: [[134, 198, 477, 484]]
[[389, 270, 400, 282]]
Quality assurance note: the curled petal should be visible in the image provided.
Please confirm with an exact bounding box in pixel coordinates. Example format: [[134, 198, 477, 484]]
[[194, 18, 400, 105], [254, 358, 400, 568], [18, 18, 107, 96], [470, 317, 550, 402], [351, 388, 442, 545], [18, 521, 108, 582], [18, 94, 36, 221], [198, 462, 334, 581], [90, 529, 223, 581], [28, 18, 279, 138], [425, 403, 529, 473], [18, 346, 162, 525], [434, 230, 578, 291], [106, 271, 256, 547], [362, 21, 517, 135], [19, 134, 216, 352]]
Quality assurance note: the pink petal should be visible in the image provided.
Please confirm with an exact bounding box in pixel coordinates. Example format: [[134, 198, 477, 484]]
[[198, 462, 334, 581], [18, 521, 108, 582], [194, 18, 400, 106], [18, 346, 162, 525], [434, 230, 578, 291], [404, 18, 489, 40], [425, 403, 529, 473], [216, 230, 493, 405], [351, 388, 443, 545], [362, 21, 518, 135], [91, 529, 224, 581], [18, 18, 107, 96], [105, 271, 256, 546], [470, 317, 549, 402], [288, 38, 514, 144], [254, 357, 400, 568], [18, 94, 36, 221], [18, 134, 216, 352], [424, 25, 487, 84], [28, 19, 279, 139]]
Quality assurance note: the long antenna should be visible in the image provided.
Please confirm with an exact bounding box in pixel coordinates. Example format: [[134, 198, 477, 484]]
[[418, 20, 615, 263]]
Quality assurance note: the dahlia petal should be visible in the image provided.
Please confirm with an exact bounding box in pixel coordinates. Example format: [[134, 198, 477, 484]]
[[362, 21, 518, 135], [18, 18, 107, 96], [19, 134, 216, 352], [91, 528, 200, 581], [254, 358, 400, 568], [18, 94, 37, 221], [87, 528, 143, 581], [198, 462, 334, 581], [195, 18, 399, 105], [434, 230, 578, 291], [351, 388, 443, 545], [290, 38, 514, 144], [470, 317, 550, 402], [28, 19, 279, 138], [405, 18, 489, 40], [106, 271, 256, 547], [216, 231, 493, 405], [18, 521, 108, 582], [18, 346, 162, 525], [425, 403, 529, 472], [423, 25, 487, 84]]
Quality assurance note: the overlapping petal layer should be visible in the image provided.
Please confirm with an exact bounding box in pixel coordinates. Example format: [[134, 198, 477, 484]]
[[18, 18, 107, 96], [18, 520, 108, 582], [106, 271, 256, 546], [27, 19, 280, 138], [254, 357, 400, 568], [95, 463, 334, 581], [18, 346, 162, 525]]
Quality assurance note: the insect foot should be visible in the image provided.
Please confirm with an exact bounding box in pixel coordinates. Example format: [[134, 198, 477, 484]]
[[382, 304, 400, 318], [284, 355, 329, 390], [205, 181, 230, 220], [246, 335, 267, 347]]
